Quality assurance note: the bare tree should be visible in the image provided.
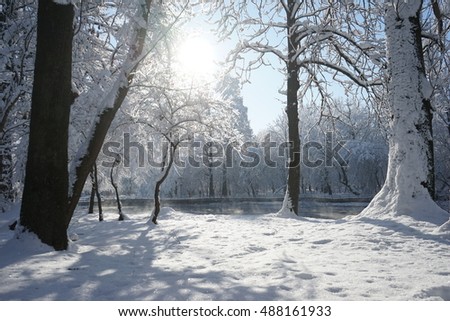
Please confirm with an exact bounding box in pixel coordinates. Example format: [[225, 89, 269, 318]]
[[212, 0, 384, 215], [88, 165, 104, 217], [18, 0, 169, 249], [67, 0, 154, 226], [0, 0, 35, 201], [110, 157, 125, 221]]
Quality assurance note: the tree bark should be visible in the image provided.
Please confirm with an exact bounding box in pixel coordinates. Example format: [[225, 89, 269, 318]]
[[20, 0, 74, 250], [93, 162, 103, 222], [151, 142, 176, 224], [282, 0, 301, 215], [88, 167, 95, 214], [110, 159, 124, 221], [208, 163, 215, 198]]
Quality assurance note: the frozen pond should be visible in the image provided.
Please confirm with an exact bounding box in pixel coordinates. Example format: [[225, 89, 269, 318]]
[[80, 197, 371, 220]]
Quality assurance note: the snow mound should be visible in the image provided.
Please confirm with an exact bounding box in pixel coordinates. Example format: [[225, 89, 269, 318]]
[[10, 228, 54, 254], [275, 206, 297, 218], [434, 219, 450, 238], [274, 192, 304, 219], [159, 207, 178, 216], [354, 191, 449, 226], [119, 213, 131, 221]]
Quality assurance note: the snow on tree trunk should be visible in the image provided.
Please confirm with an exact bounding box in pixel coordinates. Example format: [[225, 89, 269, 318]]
[[360, 0, 448, 225], [67, 1, 150, 225]]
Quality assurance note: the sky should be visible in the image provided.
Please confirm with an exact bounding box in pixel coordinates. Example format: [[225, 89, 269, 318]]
[[213, 36, 287, 134], [240, 64, 286, 134], [179, 19, 287, 134]]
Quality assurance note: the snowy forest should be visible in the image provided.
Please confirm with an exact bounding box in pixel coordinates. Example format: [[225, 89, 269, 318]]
[[0, 0, 450, 302]]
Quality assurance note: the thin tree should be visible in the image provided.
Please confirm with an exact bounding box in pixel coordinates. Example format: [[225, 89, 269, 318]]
[[0, 0, 35, 201], [67, 0, 188, 228], [88, 167, 96, 214], [110, 157, 125, 221], [88, 164, 103, 219], [213, 0, 384, 215], [93, 162, 103, 222], [151, 140, 178, 224]]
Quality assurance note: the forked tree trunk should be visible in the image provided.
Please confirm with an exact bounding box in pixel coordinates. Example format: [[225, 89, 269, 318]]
[[151, 142, 176, 224], [20, 0, 74, 250]]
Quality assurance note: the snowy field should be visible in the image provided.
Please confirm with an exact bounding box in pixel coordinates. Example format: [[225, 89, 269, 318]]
[[0, 204, 449, 301]]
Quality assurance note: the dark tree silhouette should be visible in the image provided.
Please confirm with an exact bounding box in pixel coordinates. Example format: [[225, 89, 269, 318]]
[[20, 0, 75, 250]]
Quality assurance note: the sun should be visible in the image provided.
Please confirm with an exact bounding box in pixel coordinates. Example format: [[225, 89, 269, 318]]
[[175, 36, 217, 80]]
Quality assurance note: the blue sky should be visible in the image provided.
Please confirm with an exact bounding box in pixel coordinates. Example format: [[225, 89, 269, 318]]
[[240, 64, 285, 134]]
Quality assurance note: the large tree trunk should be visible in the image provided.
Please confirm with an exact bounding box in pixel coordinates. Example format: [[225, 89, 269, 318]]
[[20, 0, 74, 250], [360, 0, 447, 225], [281, 0, 301, 215]]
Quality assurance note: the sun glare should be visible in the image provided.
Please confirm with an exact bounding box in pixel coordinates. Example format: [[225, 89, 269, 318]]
[[176, 36, 217, 80]]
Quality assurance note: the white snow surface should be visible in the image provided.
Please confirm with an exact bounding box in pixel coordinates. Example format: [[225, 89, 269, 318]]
[[0, 205, 449, 301]]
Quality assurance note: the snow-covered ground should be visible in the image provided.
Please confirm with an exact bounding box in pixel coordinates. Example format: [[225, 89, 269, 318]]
[[0, 204, 449, 300]]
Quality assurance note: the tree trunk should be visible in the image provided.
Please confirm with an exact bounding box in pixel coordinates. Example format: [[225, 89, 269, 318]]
[[110, 159, 124, 221], [151, 143, 176, 224], [221, 162, 228, 197], [67, 1, 151, 228], [88, 167, 95, 214], [93, 162, 103, 222], [282, 0, 301, 215], [208, 163, 215, 198], [360, 0, 446, 224], [338, 165, 360, 196], [20, 0, 74, 250]]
